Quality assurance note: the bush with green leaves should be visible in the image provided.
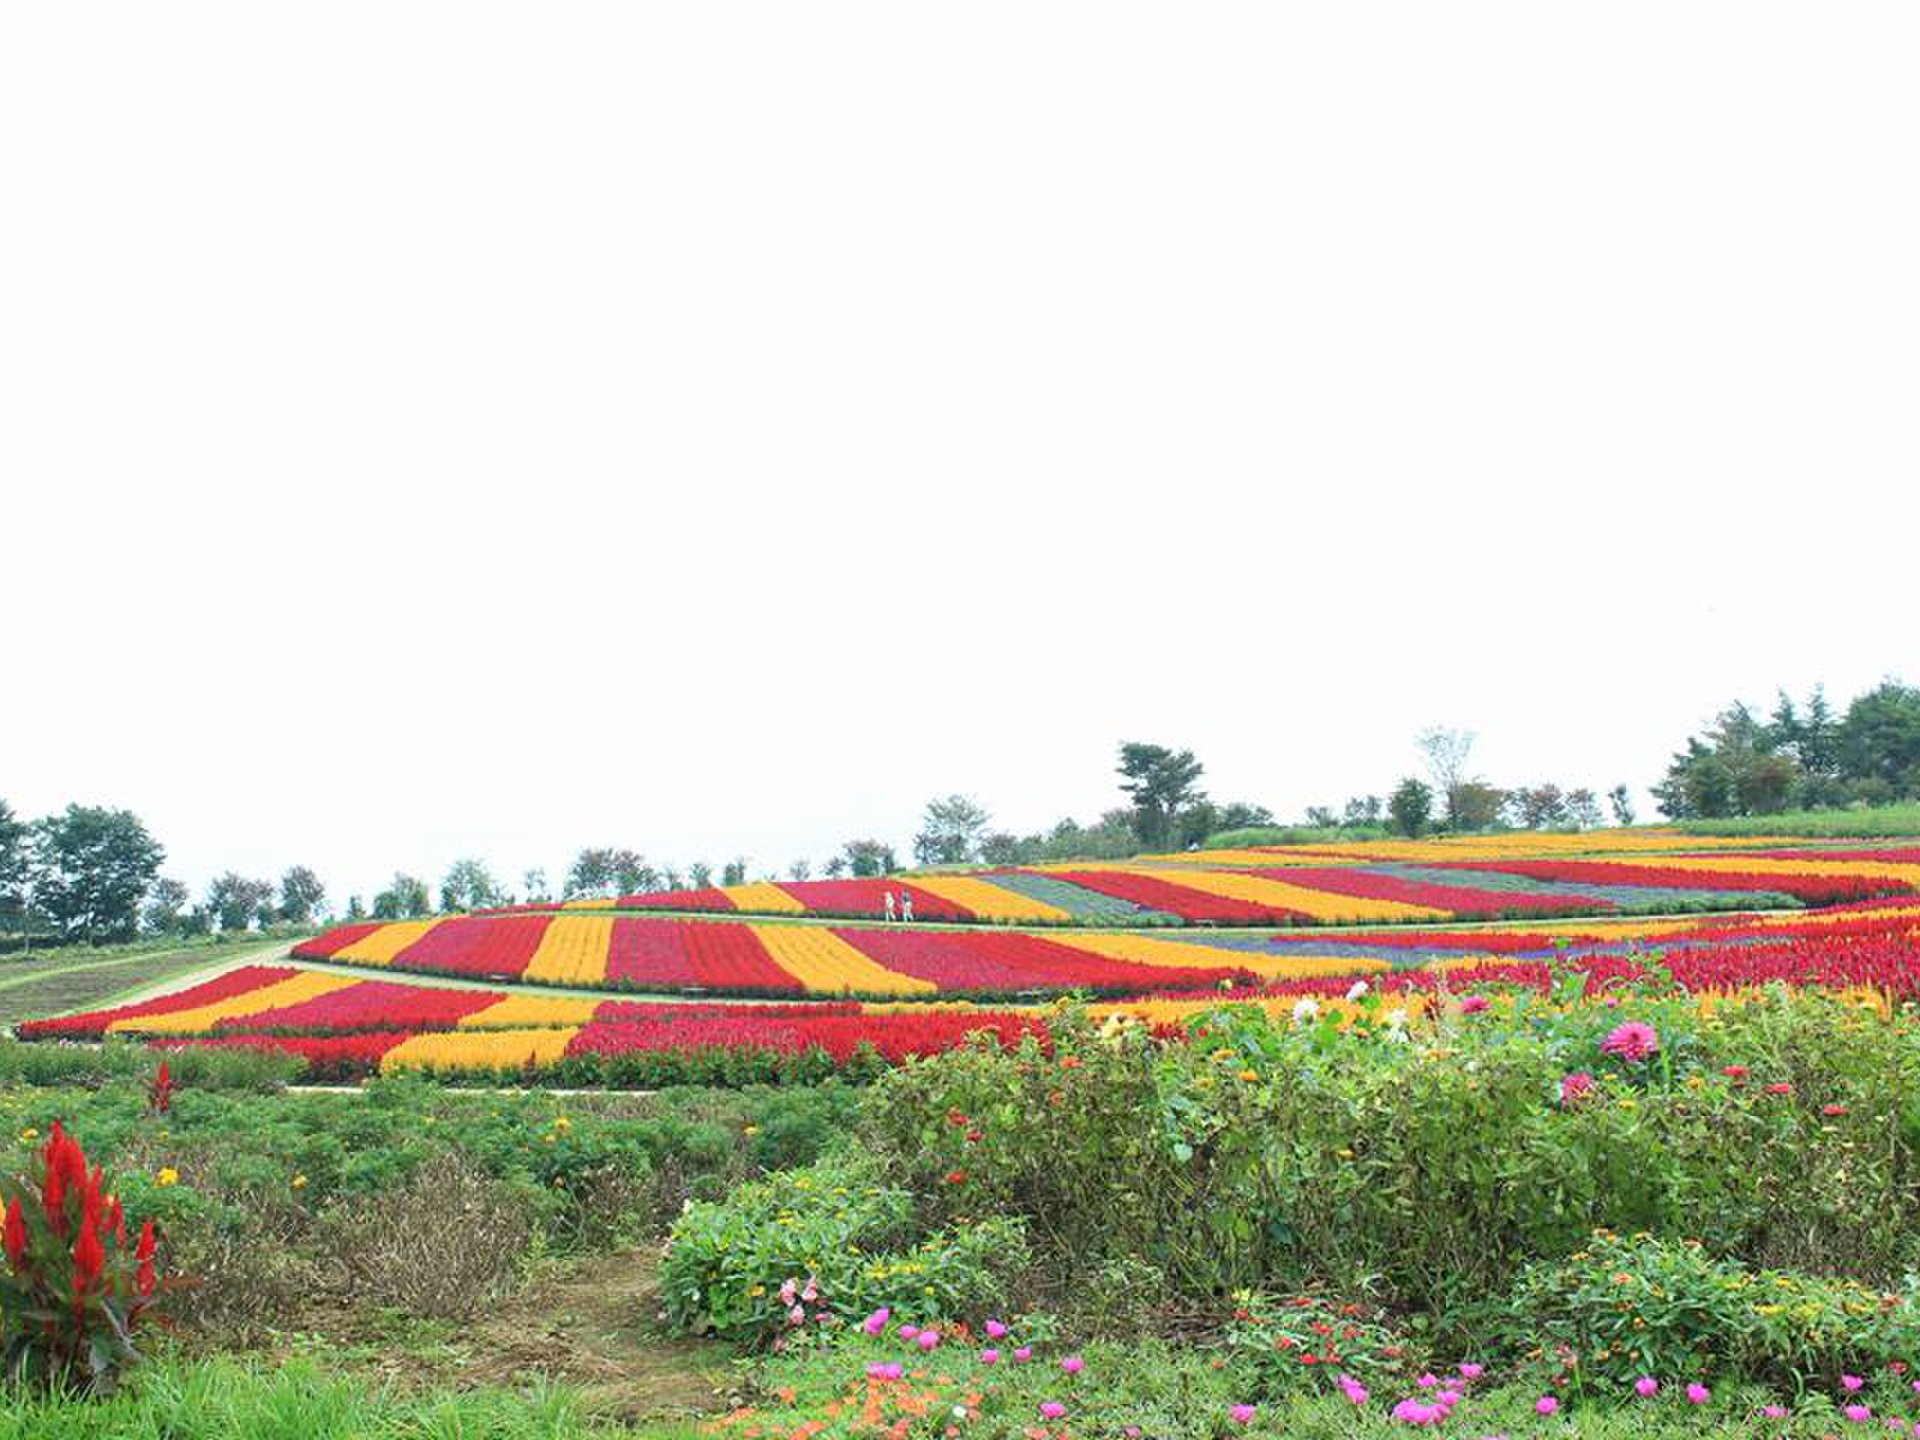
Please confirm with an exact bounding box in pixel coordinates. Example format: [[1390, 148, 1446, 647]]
[[859, 992, 1920, 1321], [661, 1152, 1025, 1344], [1498, 1229, 1920, 1391]]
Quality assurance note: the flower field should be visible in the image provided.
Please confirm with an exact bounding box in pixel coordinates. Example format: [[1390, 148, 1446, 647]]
[[492, 835, 1920, 926], [20, 899, 1920, 1082]]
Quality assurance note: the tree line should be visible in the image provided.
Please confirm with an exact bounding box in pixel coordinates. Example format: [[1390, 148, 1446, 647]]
[[1652, 679, 1920, 818], [0, 799, 326, 946]]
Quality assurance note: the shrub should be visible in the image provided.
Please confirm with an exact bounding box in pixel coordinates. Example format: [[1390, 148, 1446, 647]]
[[661, 1152, 1026, 1345], [318, 1151, 532, 1321], [1499, 1230, 1920, 1390], [0, 1123, 158, 1393]]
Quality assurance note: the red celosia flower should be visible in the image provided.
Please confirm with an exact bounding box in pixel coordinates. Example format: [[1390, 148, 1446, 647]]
[[1721, 1065, 1749, 1081], [945, 1170, 967, 1185], [1822, 1103, 1849, 1116], [134, 1220, 157, 1298], [2, 1197, 24, 1271], [1766, 1083, 1794, 1095], [71, 1212, 105, 1305]]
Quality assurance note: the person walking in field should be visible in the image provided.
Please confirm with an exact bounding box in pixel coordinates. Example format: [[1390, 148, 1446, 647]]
[[900, 891, 914, 923], [883, 890, 896, 923]]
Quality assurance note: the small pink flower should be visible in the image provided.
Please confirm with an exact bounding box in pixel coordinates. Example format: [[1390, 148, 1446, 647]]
[[1338, 1375, 1370, 1406], [985, 1319, 1008, 1339], [787, 1303, 805, 1326], [1418, 1373, 1439, 1389], [1601, 1020, 1660, 1063], [1687, 1382, 1710, 1405], [1844, 1375, 1866, 1393], [979, 1348, 999, 1365], [1061, 1355, 1084, 1374], [1762, 1405, 1787, 1418], [1013, 1346, 1033, 1363], [1536, 1396, 1559, 1415], [898, 1325, 919, 1341], [1436, 1388, 1461, 1407], [1560, 1071, 1597, 1107], [1230, 1403, 1256, 1424], [1458, 1362, 1484, 1380], [1392, 1399, 1442, 1425], [1460, 995, 1490, 1014], [917, 1331, 940, 1352], [1635, 1377, 1659, 1398], [1039, 1400, 1067, 1420], [1844, 1403, 1871, 1423], [862, 1308, 890, 1335]]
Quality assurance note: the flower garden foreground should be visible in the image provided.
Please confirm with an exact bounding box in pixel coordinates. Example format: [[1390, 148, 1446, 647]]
[[7, 835, 1920, 1435]]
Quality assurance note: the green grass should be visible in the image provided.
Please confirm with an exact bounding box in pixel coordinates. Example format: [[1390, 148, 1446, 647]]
[[1677, 802, 1920, 838], [1205, 824, 1391, 847], [0, 1356, 704, 1438], [0, 934, 300, 1028]]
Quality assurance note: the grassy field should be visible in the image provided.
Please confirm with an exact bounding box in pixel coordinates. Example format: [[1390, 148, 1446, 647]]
[[1677, 801, 1920, 837], [0, 933, 299, 1028]]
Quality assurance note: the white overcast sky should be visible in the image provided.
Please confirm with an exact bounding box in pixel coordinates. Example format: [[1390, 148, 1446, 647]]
[[4, 5, 1917, 905]]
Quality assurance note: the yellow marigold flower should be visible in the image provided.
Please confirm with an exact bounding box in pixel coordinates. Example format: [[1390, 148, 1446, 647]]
[[18, 1128, 37, 1143], [156, 1167, 179, 1187], [553, 1116, 573, 1132], [291, 1174, 308, 1189]]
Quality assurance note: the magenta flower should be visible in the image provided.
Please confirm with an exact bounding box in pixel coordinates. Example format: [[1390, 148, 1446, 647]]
[[862, 1307, 890, 1336], [1435, 1388, 1461, 1408], [1844, 1375, 1866, 1393], [1560, 1071, 1597, 1107], [1230, 1403, 1256, 1424], [1762, 1405, 1787, 1418], [1635, 1377, 1659, 1398], [979, 1348, 1000, 1365], [985, 1319, 1008, 1339], [1338, 1374, 1370, 1406], [1601, 1020, 1660, 1063], [1061, 1355, 1084, 1374], [1458, 1362, 1484, 1380], [1687, 1382, 1710, 1405], [917, 1331, 940, 1352], [1039, 1400, 1067, 1420], [1535, 1395, 1559, 1415], [1460, 995, 1490, 1014], [1391, 1399, 1442, 1425], [1844, 1403, 1871, 1422], [898, 1324, 919, 1341], [1417, 1373, 1439, 1389], [1013, 1346, 1033, 1363]]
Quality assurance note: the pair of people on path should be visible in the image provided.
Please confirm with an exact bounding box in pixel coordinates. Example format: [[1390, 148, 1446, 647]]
[[882, 890, 914, 923]]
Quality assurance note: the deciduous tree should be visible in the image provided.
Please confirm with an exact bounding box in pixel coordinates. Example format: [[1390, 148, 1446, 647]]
[[28, 806, 164, 942]]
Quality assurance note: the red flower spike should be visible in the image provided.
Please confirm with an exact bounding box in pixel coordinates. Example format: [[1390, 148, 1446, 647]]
[[2, 1197, 24, 1270]]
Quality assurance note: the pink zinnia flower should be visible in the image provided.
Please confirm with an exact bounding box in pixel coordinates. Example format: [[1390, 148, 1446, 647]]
[[1635, 1377, 1658, 1398], [1338, 1375, 1370, 1406], [1687, 1382, 1710, 1405], [1230, 1403, 1256, 1424], [1013, 1346, 1033, 1362], [862, 1308, 890, 1335], [1458, 1362, 1484, 1380], [980, 1348, 999, 1365], [1844, 1375, 1865, 1392], [1039, 1400, 1067, 1420], [1560, 1071, 1597, 1106], [1391, 1399, 1442, 1425], [1844, 1403, 1871, 1422], [1417, 1373, 1439, 1388], [1601, 1020, 1660, 1063], [917, 1331, 940, 1352], [1061, 1355, 1084, 1374], [985, 1319, 1008, 1339], [1535, 1395, 1559, 1415], [1435, 1388, 1461, 1407], [1762, 1405, 1787, 1418], [898, 1324, 919, 1341]]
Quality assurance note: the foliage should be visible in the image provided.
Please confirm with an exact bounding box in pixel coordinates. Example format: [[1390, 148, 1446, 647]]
[[837, 840, 897, 879], [369, 873, 430, 920], [1501, 1229, 1920, 1390], [1386, 777, 1432, 837], [276, 866, 326, 926], [1116, 742, 1205, 850], [203, 873, 274, 934], [913, 795, 991, 867], [438, 858, 504, 913], [24, 807, 164, 944], [0, 1123, 158, 1393], [661, 1153, 1025, 1345]]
